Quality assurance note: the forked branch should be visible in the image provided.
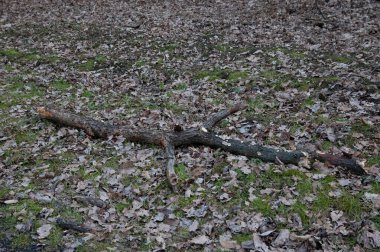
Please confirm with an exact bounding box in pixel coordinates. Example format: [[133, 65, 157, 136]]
[[37, 104, 366, 190]]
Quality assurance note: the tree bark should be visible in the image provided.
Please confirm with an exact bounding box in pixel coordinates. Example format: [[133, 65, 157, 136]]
[[37, 105, 366, 190]]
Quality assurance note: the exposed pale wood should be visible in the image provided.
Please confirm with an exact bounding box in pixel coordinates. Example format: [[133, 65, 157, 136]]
[[37, 105, 366, 189]]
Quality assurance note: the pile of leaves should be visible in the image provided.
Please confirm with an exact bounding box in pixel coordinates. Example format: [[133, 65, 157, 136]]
[[0, 0, 379, 251]]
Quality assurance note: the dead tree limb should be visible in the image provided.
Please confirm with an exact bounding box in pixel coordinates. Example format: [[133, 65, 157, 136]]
[[37, 105, 366, 190]]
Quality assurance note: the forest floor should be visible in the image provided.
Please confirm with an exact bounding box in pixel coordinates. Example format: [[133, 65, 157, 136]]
[[0, 0, 379, 251]]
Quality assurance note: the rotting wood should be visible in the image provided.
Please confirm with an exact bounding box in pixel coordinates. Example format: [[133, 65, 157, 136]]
[[37, 104, 366, 190]]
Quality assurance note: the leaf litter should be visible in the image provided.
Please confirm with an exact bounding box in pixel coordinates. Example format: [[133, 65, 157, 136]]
[[0, 0, 380, 251]]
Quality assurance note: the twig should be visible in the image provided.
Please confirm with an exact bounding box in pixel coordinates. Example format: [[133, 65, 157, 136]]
[[56, 218, 92, 233]]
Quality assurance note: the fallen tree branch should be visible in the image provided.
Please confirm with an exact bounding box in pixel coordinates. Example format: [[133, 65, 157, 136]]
[[37, 105, 366, 190], [56, 218, 92, 233]]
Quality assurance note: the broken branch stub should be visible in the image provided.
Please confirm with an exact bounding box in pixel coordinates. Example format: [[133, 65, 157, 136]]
[[36, 105, 366, 190]]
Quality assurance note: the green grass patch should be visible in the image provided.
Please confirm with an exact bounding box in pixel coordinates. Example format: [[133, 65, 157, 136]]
[[164, 101, 185, 114], [235, 169, 257, 184], [160, 43, 177, 52], [174, 82, 188, 91], [174, 163, 190, 181], [82, 90, 94, 98], [368, 156, 380, 167], [371, 216, 380, 231], [123, 95, 158, 111], [371, 182, 380, 194], [0, 215, 18, 230], [312, 193, 332, 214], [214, 44, 229, 52], [296, 180, 313, 195], [58, 206, 82, 222], [14, 131, 38, 144], [291, 201, 309, 226], [11, 233, 33, 250], [0, 188, 10, 199], [268, 47, 306, 60], [195, 68, 248, 82], [259, 69, 293, 90], [233, 233, 252, 244], [303, 97, 315, 107], [334, 192, 364, 219], [115, 201, 132, 214], [351, 121, 376, 137], [251, 197, 273, 217], [212, 161, 228, 174], [76, 55, 107, 71], [331, 55, 352, 64], [247, 97, 265, 110], [79, 166, 101, 181], [0, 48, 54, 64], [77, 60, 96, 71], [1, 199, 43, 214], [0, 48, 24, 61], [46, 226, 63, 248], [76, 241, 117, 252], [4, 65, 15, 72], [342, 134, 355, 147], [51, 79, 71, 91], [322, 141, 334, 151], [259, 168, 298, 188], [176, 195, 195, 209], [104, 156, 120, 169], [134, 59, 145, 68], [1, 78, 43, 106]]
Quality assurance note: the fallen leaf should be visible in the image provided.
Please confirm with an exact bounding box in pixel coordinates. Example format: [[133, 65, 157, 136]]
[[191, 234, 210, 245], [272, 229, 290, 247], [37, 224, 52, 239], [253, 233, 269, 252]]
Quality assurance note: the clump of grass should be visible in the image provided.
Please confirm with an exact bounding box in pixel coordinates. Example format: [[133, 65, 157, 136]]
[[0, 48, 24, 61], [176, 195, 195, 209], [174, 163, 190, 181], [57, 206, 82, 222], [115, 201, 132, 214], [46, 226, 63, 249], [51, 79, 71, 91], [174, 82, 188, 90], [235, 168, 257, 184], [233, 233, 252, 244], [322, 141, 333, 151], [367, 156, 380, 167], [351, 121, 376, 137], [78, 166, 101, 181], [296, 180, 313, 195], [312, 193, 332, 214], [334, 191, 364, 219], [11, 233, 33, 250], [104, 156, 120, 169], [251, 197, 273, 217], [77, 60, 96, 71], [291, 201, 309, 226], [331, 55, 352, 64], [160, 43, 177, 52], [371, 182, 380, 194], [371, 216, 380, 231], [76, 55, 107, 71], [195, 68, 247, 82]]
